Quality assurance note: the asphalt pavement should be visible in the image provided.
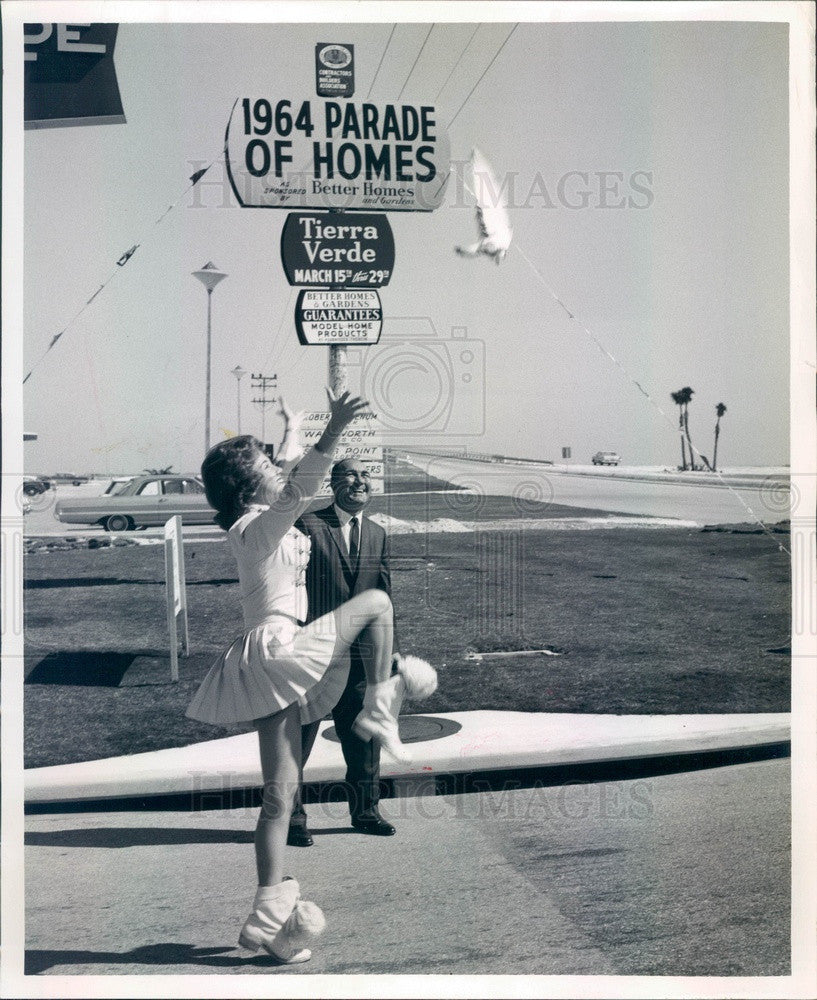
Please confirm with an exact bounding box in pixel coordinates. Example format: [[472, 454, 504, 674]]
[[18, 461, 792, 539], [413, 457, 790, 526], [22, 758, 789, 979]]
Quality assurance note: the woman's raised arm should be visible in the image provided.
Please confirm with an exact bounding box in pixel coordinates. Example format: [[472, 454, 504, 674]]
[[251, 390, 370, 547]]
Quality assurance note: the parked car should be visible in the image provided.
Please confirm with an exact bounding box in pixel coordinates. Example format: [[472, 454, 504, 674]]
[[54, 474, 216, 531], [103, 477, 135, 496], [23, 475, 51, 496], [591, 451, 621, 466]]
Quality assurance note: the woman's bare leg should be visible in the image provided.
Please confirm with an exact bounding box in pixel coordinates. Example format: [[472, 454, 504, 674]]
[[329, 589, 409, 759], [254, 701, 301, 886], [330, 588, 394, 685]]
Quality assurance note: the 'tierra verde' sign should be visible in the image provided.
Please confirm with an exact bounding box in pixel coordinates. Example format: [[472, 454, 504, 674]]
[[280, 212, 394, 287], [225, 97, 450, 212]]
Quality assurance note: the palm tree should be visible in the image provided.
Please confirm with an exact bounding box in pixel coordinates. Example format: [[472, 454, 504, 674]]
[[670, 390, 688, 470], [712, 403, 727, 471], [678, 386, 696, 468], [143, 465, 174, 475]]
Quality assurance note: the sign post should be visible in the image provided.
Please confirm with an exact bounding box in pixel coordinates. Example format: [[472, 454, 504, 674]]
[[328, 344, 348, 395], [164, 515, 189, 681]]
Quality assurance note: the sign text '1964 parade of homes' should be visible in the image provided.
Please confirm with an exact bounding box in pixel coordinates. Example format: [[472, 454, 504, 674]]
[[226, 97, 450, 212]]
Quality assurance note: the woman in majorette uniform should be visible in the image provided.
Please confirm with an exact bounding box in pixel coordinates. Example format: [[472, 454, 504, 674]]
[[187, 389, 436, 964]]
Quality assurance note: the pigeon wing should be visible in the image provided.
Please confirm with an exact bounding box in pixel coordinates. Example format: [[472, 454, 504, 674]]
[[471, 148, 512, 249]]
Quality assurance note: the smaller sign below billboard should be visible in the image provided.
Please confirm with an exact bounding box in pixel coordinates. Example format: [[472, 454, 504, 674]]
[[316, 43, 354, 98], [300, 411, 383, 495], [296, 289, 383, 345], [281, 211, 394, 287]]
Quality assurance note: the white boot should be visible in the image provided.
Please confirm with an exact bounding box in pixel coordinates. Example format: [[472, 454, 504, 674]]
[[352, 674, 410, 763], [352, 657, 438, 764], [238, 878, 324, 963]]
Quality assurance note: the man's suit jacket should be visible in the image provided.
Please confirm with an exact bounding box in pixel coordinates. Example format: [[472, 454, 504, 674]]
[[295, 504, 395, 672]]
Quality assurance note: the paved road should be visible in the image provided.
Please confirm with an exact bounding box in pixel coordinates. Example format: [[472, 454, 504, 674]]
[[19, 463, 788, 539], [22, 758, 788, 977], [414, 457, 789, 526]]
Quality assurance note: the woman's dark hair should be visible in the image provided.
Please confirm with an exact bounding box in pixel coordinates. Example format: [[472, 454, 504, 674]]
[[201, 436, 264, 530]]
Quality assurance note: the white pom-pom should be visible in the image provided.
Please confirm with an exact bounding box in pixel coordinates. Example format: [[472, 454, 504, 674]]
[[398, 655, 438, 700], [279, 899, 327, 948]]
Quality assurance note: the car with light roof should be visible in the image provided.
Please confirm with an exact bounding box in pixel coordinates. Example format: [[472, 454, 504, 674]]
[[591, 451, 621, 466], [103, 477, 135, 496], [54, 474, 215, 531]]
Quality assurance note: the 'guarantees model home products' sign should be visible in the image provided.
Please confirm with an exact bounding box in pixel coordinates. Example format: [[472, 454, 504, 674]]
[[280, 212, 394, 287], [295, 290, 383, 345], [226, 97, 450, 212]]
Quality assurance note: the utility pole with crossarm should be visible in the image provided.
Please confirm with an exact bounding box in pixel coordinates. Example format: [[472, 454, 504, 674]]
[[251, 372, 278, 444]]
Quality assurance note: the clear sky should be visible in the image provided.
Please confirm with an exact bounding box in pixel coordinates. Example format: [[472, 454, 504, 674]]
[[20, 13, 790, 474]]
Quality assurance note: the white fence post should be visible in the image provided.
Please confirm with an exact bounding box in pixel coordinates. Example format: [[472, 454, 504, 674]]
[[164, 515, 188, 681]]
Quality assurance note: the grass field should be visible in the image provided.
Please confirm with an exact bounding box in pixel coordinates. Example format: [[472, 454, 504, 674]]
[[23, 513, 790, 768]]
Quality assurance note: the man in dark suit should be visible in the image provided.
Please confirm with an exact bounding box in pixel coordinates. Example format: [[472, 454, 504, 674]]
[[289, 457, 399, 843]]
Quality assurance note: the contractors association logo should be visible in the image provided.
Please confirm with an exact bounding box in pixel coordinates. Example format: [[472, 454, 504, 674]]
[[318, 44, 352, 69], [315, 42, 355, 98]]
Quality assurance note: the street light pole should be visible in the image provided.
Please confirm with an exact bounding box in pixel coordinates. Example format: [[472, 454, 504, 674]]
[[192, 262, 228, 454], [231, 365, 246, 435]]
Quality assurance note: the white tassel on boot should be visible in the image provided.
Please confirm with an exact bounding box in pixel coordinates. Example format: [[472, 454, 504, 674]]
[[238, 878, 325, 963], [276, 899, 327, 952], [352, 657, 437, 763], [398, 655, 438, 700]]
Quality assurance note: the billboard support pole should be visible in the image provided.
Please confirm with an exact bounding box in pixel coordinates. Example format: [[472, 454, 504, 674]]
[[328, 344, 348, 395], [326, 207, 349, 395]]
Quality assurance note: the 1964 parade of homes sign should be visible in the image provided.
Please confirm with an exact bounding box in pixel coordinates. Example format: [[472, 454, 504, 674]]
[[225, 96, 450, 212], [280, 211, 394, 287]]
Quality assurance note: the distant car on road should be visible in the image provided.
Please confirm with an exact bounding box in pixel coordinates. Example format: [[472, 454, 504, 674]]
[[51, 473, 92, 485], [23, 476, 51, 496], [54, 474, 216, 531], [591, 451, 621, 466]]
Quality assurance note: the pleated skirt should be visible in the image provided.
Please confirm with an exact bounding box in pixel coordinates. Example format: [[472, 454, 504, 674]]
[[185, 612, 350, 726]]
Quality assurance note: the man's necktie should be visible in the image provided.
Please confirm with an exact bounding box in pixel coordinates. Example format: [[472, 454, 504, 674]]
[[349, 515, 360, 571]]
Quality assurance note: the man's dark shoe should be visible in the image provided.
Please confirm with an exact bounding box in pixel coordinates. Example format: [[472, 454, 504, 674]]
[[351, 815, 396, 837], [286, 826, 314, 848]]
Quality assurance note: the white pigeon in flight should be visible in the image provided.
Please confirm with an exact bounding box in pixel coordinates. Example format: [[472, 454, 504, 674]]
[[455, 148, 513, 265]]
